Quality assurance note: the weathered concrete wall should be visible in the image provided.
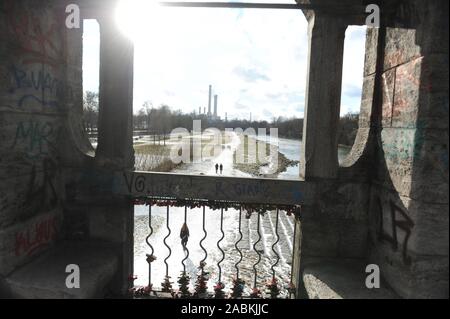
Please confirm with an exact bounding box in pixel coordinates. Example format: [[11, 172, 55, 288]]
[[365, 0, 449, 298], [0, 0, 70, 276], [0, 0, 133, 297], [297, 0, 448, 299]]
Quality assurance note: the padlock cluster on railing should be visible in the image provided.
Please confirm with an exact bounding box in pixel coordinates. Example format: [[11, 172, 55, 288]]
[[132, 197, 301, 219]]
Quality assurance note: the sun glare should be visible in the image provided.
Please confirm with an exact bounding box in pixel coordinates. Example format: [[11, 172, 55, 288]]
[[115, 0, 162, 41]]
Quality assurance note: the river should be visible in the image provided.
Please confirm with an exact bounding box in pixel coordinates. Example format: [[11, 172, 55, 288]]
[[254, 135, 350, 179]]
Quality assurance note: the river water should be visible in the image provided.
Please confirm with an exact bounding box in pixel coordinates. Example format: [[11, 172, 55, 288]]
[[254, 135, 350, 179]]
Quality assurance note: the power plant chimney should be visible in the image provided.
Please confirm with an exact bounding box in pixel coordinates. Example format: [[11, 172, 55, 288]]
[[199, 106, 201, 115], [204, 107, 206, 114], [207, 85, 212, 116], [214, 94, 218, 118]]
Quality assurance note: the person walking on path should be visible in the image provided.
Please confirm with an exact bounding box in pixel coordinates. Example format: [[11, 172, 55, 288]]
[[215, 163, 219, 174], [219, 163, 223, 174]]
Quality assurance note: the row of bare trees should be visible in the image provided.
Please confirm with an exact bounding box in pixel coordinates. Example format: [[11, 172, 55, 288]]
[[83, 94, 359, 146]]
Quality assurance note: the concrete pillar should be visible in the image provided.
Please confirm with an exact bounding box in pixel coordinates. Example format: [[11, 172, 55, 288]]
[[95, 15, 135, 295], [293, 12, 347, 298], [96, 15, 134, 169], [300, 13, 347, 180]]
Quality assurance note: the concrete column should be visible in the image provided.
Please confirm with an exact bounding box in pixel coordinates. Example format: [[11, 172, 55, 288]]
[[96, 15, 134, 169], [300, 13, 347, 179], [293, 12, 347, 298], [94, 15, 135, 295]]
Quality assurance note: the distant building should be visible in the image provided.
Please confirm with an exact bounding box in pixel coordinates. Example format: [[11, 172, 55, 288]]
[[207, 85, 212, 116], [213, 95, 218, 119], [206, 85, 220, 120]]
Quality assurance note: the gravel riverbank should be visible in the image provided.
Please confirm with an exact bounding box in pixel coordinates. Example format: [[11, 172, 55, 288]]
[[233, 135, 298, 178]]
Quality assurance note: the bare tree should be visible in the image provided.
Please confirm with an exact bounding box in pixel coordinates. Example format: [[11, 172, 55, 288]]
[[83, 91, 99, 133]]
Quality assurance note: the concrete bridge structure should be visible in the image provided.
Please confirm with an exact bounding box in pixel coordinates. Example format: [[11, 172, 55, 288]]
[[0, 0, 448, 298]]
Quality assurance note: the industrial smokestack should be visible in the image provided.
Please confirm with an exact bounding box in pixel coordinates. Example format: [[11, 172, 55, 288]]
[[199, 107, 201, 115], [214, 94, 218, 118], [207, 85, 212, 116], [204, 107, 206, 114]]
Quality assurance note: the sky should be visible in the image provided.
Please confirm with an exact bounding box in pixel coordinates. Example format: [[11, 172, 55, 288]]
[[82, 0, 366, 121]]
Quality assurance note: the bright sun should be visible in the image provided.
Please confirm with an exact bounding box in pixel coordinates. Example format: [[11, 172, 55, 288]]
[[115, 0, 163, 42]]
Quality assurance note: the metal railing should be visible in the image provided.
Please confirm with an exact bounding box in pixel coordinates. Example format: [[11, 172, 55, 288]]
[[130, 197, 300, 299]]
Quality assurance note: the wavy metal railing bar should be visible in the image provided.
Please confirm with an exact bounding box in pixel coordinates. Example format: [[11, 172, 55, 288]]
[[270, 209, 280, 279], [145, 205, 154, 287], [134, 199, 299, 298], [234, 207, 244, 279], [199, 205, 208, 264], [181, 206, 189, 273], [217, 208, 225, 282], [252, 212, 262, 289], [289, 216, 298, 298], [163, 206, 172, 277]]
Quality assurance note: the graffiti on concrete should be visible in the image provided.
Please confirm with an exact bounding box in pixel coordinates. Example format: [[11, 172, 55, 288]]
[[215, 180, 270, 199], [382, 129, 416, 162], [26, 158, 59, 210], [3, 0, 64, 68], [376, 197, 414, 265], [394, 57, 433, 106], [124, 172, 263, 199], [11, 120, 61, 160], [15, 214, 58, 257], [6, 65, 72, 109], [122, 172, 304, 205], [382, 120, 449, 179], [8, 66, 65, 94], [1, 1, 71, 112]]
